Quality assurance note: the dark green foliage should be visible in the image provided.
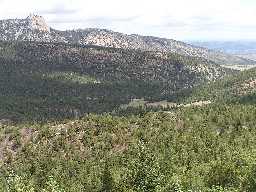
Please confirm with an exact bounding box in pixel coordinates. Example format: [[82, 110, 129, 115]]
[[0, 40, 231, 124], [163, 66, 256, 104], [126, 141, 162, 191], [206, 162, 239, 189], [0, 40, 256, 191], [101, 160, 114, 192], [0, 104, 255, 191]]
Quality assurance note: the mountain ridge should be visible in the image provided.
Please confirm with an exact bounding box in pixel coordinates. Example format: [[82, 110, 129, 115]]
[[0, 14, 253, 65]]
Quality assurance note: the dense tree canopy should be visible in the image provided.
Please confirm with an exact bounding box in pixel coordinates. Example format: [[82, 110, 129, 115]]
[[0, 104, 256, 191], [0, 40, 256, 191]]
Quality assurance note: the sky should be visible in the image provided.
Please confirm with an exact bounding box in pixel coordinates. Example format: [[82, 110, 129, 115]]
[[0, 0, 256, 41]]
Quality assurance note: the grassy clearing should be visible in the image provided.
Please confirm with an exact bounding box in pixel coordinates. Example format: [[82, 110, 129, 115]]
[[120, 98, 211, 109], [220, 64, 256, 71], [46, 72, 101, 84]]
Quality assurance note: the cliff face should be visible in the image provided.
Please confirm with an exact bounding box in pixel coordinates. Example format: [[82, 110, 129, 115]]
[[0, 14, 50, 40], [0, 14, 252, 64]]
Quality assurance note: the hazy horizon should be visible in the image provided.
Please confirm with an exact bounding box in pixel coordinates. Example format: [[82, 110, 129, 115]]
[[185, 39, 256, 42]]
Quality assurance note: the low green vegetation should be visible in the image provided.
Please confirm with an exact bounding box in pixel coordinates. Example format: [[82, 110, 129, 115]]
[[1, 104, 256, 191]]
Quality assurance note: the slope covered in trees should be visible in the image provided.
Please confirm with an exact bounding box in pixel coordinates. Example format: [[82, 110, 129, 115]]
[[0, 104, 256, 191], [161, 66, 256, 104], [0, 40, 232, 124], [0, 40, 256, 191]]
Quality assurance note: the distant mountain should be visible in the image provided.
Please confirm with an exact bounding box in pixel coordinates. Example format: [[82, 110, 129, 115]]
[[188, 41, 256, 55], [0, 14, 253, 65], [237, 54, 256, 62]]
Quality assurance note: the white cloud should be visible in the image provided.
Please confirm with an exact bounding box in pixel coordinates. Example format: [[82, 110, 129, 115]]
[[0, 0, 255, 40]]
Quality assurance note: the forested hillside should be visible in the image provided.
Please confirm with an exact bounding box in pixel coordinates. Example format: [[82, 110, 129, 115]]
[[0, 40, 232, 124], [1, 105, 256, 191], [162, 66, 256, 104], [0, 40, 255, 192]]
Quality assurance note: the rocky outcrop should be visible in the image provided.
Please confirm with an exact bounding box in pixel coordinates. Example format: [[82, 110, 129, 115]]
[[26, 14, 50, 32], [0, 14, 66, 42]]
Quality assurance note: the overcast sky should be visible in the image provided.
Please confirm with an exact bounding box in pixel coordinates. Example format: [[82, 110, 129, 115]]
[[0, 0, 256, 41]]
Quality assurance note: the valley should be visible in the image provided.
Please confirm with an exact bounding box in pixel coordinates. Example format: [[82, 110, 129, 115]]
[[220, 64, 255, 71], [237, 54, 256, 62], [189, 41, 256, 65], [0, 14, 256, 192], [0, 40, 232, 124]]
